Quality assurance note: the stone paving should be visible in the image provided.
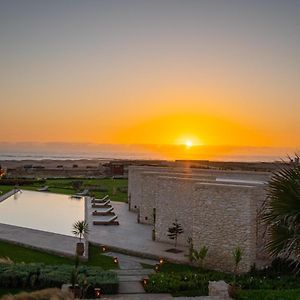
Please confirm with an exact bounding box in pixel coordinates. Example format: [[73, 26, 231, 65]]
[[103, 251, 156, 294], [87, 200, 189, 264], [0, 222, 85, 259]]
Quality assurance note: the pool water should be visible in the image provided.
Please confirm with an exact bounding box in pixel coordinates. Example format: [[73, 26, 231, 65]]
[[0, 190, 84, 236]]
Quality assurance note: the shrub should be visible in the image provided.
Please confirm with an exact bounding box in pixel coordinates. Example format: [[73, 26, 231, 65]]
[[236, 289, 300, 300], [0, 179, 45, 186], [0, 263, 118, 297]]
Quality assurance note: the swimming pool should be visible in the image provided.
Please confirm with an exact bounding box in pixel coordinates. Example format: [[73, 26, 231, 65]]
[[0, 190, 84, 236]]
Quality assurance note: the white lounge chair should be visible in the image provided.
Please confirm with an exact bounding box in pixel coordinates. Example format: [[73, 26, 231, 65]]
[[76, 189, 89, 196], [93, 215, 119, 225], [92, 200, 111, 208], [37, 186, 49, 192], [92, 195, 110, 203], [92, 207, 114, 216]]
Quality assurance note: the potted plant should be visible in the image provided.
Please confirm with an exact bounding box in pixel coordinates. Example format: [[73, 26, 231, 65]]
[[72, 220, 89, 256], [69, 268, 81, 298]]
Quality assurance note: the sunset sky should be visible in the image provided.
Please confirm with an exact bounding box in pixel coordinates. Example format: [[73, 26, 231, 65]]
[[1, 0, 299, 149]]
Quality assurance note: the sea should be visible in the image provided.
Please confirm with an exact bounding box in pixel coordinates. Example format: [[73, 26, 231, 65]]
[[0, 148, 297, 162]]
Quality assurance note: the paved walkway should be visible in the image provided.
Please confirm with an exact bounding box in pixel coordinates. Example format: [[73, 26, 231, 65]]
[[87, 200, 189, 264], [0, 223, 87, 259], [104, 252, 156, 294]]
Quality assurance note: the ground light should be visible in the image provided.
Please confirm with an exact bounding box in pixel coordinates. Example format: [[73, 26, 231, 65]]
[[101, 245, 107, 252], [94, 288, 102, 298], [155, 264, 160, 272], [159, 257, 164, 264], [113, 257, 118, 264], [142, 278, 149, 286]]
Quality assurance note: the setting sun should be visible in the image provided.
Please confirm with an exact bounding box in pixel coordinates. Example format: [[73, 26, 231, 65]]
[[185, 140, 193, 148]]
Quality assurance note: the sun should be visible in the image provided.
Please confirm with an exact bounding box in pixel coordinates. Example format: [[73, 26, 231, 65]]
[[185, 140, 193, 147]]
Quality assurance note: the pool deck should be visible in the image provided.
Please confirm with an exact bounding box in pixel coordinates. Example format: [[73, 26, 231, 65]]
[[0, 192, 189, 264], [87, 200, 189, 264], [0, 222, 88, 259]]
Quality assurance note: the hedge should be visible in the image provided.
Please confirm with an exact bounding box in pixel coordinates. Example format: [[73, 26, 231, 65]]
[[0, 264, 118, 297], [236, 289, 300, 300]]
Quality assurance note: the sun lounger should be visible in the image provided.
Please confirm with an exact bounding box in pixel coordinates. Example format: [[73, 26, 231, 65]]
[[91, 200, 111, 208], [92, 198, 110, 205], [92, 207, 114, 216], [93, 215, 119, 225], [93, 195, 109, 202], [37, 186, 49, 192], [92, 196, 110, 204], [76, 189, 89, 196]]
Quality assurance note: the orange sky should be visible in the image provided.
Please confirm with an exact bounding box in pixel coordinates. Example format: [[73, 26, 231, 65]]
[[1, 1, 299, 149]]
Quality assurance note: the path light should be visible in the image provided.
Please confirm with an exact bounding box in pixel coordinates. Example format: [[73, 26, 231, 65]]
[[113, 257, 118, 264], [142, 278, 149, 286], [101, 246, 107, 252], [159, 257, 164, 264], [94, 288, 102, 298], [155, 264, 160, 272]]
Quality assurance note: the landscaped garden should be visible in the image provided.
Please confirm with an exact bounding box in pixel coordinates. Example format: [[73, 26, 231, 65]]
[[0, 177, 128, 202], [0, 241, 118, 297], [144, 259, 300, 299]]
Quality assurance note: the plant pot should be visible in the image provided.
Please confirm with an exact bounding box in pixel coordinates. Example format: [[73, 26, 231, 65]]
[[69, 284, 82, 298], [76, 242, 84, 256]]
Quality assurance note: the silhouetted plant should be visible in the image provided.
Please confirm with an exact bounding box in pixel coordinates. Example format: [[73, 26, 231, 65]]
[[72, 220, 89, 243], [167, 219, 184, 248], [192, 246, 208, 269], [262, 155, 300, 270]]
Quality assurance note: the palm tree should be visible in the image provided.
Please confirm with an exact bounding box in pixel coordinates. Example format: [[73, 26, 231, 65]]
[[262, 155, 300, 268], [72, 220, 89, 243]]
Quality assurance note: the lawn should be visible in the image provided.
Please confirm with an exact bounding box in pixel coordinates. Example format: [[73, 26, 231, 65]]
[[0, 241, 117, 270], [0, 178, 128, 202]]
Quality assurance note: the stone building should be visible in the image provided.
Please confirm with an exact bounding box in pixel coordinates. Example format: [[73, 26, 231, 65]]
[[128, 165, 271, 273]]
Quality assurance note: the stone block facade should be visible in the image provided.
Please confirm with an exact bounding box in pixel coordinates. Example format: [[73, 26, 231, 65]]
[[128, 165, 270, 273]]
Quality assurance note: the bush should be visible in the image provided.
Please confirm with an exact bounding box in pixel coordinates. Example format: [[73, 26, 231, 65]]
[[145, 271, 232, 295], [0, 264, 118, 297], [236, 289, 300, 300], [0, 179, 45, 186]]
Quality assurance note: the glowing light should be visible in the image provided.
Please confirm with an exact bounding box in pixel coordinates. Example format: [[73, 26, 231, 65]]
[[185, 140, 193, 147]]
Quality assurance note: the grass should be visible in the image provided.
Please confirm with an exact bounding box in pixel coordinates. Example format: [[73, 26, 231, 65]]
[[0, 241, 117, 270], [0, 241, 118, 297], [0, 178, 128, 202]]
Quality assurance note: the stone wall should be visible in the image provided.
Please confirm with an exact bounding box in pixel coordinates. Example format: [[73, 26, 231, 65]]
[[128, 165, 270, 272], [155, 177, 199, 246], [128, 165, 270, 213], [140, 172, 215, 224], [191, 182, 260, 273]]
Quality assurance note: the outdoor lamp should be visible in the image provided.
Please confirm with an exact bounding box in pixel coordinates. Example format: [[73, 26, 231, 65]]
[[94, 288, 102, 298]]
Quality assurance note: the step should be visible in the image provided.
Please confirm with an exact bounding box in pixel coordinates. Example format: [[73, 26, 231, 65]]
[[118, 281, 146, 294], [118, 275, 149, 282], [113, 269, 155, 276]]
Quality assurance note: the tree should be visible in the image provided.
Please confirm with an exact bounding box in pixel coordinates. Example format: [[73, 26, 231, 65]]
[[262, 155, 300, 268], [167, 219, 184, 248]]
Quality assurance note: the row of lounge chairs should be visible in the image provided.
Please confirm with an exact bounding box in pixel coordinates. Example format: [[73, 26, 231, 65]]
[[91, 195, 119, 225]]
